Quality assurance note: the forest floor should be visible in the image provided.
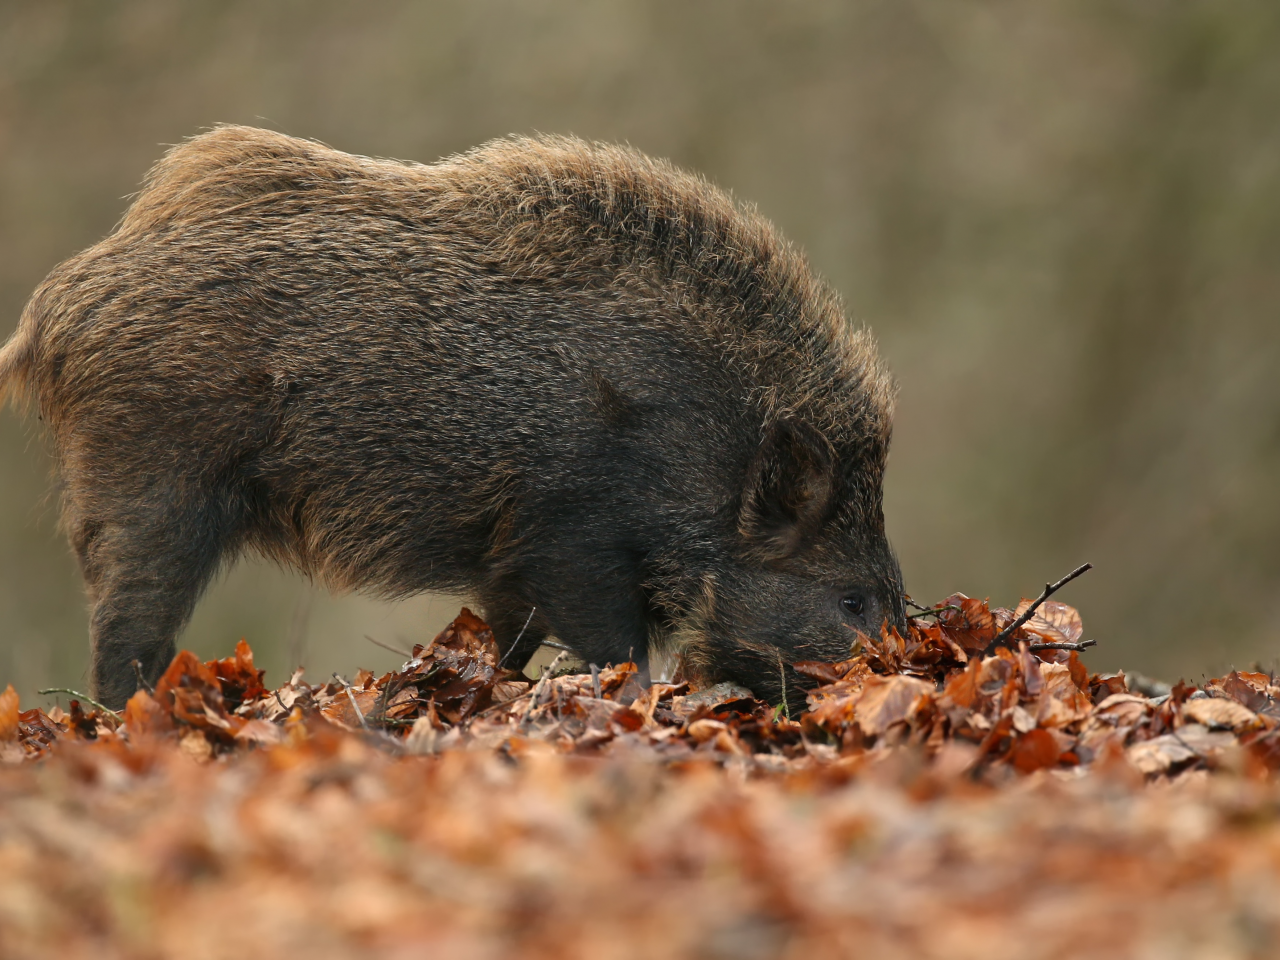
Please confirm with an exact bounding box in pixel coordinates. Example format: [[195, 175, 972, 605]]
[[2, 588, 1279, 959]]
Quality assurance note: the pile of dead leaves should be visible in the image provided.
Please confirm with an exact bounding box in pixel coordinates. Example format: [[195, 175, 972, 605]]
[[3, 598, 1280, 958], [12, 599, 1279, 781]]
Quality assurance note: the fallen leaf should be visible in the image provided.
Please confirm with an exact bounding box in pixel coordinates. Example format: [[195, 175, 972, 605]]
[[0, 685, 19, 741], [1009, 728, 1062, 773], [1015, 599, 1084, 644], [1182, 697, 1260, 733], [853, 674, 933, 737], [936, 594, 998, 653]]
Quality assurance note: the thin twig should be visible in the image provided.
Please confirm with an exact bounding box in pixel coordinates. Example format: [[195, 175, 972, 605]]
[[521, 650, 568, 726], [131, 660, 155, 695], [498, 606, 538, 669], [590, 663, 602, 700], [539, 639, 574, 653], [374, 672, 399, 727], [332, 673, 371, 732], [1028, 639, 1099, 652], [469, 687, 535, 721], [38, 689, 123, 724], [983, 562, 1094, 656], [909, 604, 962, 619], [364, 634, 414, 660]]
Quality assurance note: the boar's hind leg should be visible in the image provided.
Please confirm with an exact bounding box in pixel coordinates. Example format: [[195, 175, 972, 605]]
[[72, 488, 236, 709]]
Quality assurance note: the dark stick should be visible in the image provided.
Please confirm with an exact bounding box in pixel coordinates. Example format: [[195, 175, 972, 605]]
[[1028, 639, 1098, 652], [908, 604, 962, 619], [983, 562, 1093, 656]]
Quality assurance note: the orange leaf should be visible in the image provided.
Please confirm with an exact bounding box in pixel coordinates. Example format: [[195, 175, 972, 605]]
[[854, 674, 933, 737], [1014, 600, 1083, 644], [1009, 728, 1062, 773], [153, 650, 240, 737], [937, 594, 998, 653], [211, 638, 268, 706], [938, 658, 982, 716], [1181, 697, 1260, 733], [123, 689, 173, 737], [1036, 662, 1093, 726], [0, 685, 19, 741]]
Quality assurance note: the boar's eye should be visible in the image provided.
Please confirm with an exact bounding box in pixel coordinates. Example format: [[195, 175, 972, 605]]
[[841, 594, 865, 617]]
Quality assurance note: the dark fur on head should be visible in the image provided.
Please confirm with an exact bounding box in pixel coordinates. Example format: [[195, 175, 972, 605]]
[[0, 125, 903, 709]]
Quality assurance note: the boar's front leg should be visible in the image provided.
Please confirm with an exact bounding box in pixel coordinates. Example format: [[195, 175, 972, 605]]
[[516, 540, 654, 684], [69, 484, 236, 709], [480, 587, 548, 673]]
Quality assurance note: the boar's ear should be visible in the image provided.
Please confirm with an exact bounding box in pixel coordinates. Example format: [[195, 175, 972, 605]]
[[738, 417, 838, 560]]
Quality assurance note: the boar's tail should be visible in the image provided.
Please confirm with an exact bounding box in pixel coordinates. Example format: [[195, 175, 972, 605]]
[[0, 305, 36, 412]]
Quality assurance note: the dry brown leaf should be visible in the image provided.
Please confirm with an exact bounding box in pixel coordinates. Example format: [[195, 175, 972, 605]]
[[1211, 671, 1272, 712], [1009, 728, 1062, 773], [0, 684, 19, 741], [1014, 599, 1084, 644], [936, 594, 998, 653], [1036, 662, 1093, 726], [938, 657, 982, 721], [1181, 696, 1260, 733], [1092, 693, 1153, 727], [853, 674, 933, 736], [1127, 724, 1236, 775]]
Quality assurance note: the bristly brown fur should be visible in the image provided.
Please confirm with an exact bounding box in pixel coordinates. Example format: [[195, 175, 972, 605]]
[[0, 303, 35, 412], [4, 125, 902, 709]]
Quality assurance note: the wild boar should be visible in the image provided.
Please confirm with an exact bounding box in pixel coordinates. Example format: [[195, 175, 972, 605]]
[[0, 125, 904, 709]]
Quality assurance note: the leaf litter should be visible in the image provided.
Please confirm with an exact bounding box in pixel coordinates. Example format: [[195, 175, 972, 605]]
[[2, 595, 1280, 958]]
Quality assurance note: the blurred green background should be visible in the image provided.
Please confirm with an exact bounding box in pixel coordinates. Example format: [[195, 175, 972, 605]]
[[2, 1, 1278, 703]]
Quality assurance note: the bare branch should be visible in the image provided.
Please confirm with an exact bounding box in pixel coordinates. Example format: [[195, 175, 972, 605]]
[[983, 562, 1093, 656], [1028, 639, 1098, 652], [364, 634, 414, 659], [908, 604, 962, 619]]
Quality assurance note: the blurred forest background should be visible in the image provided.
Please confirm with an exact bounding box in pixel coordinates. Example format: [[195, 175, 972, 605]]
[[1, 1, 1278, 702]]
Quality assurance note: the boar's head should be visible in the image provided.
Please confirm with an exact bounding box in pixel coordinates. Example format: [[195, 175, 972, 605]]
[[678, 415, 904, 711]]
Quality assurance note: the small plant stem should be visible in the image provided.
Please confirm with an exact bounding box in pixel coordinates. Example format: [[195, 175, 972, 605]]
[[332, 674, 371, 732], [498, 606, 538, 669], [521, 651, 568, 726], [38, 689, 123, 724]]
